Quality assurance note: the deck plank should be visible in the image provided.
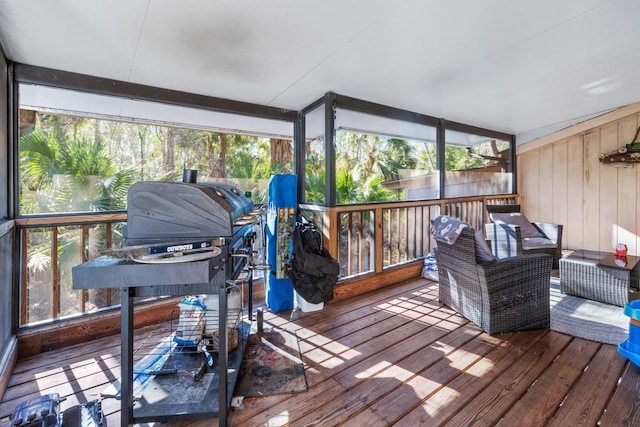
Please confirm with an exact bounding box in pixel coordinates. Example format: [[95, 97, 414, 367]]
[[548, 344, 628, 426], [358, 328, 504, 425], [231, 279, 448, 426], [417, 325, 573, 426], [392, 329, 547, 426], [499, 338, 601, 425], [1, 277, 639, 427], [599, 362, 640, 426], [291, 324, 484, 426]]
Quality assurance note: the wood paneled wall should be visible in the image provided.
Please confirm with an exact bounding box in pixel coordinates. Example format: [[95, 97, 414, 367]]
[[518, 103, 640, 255]]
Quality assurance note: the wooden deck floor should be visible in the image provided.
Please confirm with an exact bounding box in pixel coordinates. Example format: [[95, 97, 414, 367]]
[[2, 277, 640, 426]]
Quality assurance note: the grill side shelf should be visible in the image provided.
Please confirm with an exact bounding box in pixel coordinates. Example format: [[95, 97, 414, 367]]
[[72, 250, 227, 291]]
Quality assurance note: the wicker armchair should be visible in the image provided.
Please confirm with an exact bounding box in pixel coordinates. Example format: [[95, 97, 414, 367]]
[[485, 204, 563, 269], [433, 218, 552, 335]]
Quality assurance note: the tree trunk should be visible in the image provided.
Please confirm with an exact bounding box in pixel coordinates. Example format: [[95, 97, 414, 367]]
[[138, 129, 146, 180], [93, 120, 100, 145], [270, 138, 292, 171], [165, 127, 175, 172], [208, 133, 227, 178], [423, 142, 436, 171]]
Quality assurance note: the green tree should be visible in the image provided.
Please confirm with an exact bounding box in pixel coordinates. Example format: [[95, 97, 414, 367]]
[[20, 127, 137, 213], [374, 138, 416, 181], [304, 138, 326, 204], [416, 142, 437, 173], [335, 132, 415, 204]]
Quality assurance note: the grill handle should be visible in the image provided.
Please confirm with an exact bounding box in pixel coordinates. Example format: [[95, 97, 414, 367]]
[[231, 251, 270, 271]]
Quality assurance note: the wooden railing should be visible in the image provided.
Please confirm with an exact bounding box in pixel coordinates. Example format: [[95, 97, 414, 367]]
[[300, 194, 518, 279], [15, 194, 518, 326], [16, 213, 127, 326]]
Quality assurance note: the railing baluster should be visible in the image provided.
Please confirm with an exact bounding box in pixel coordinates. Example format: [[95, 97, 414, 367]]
[[411, 207, 419, 258], [391, 208, 396, 264], [51, 227, 59, 320], [357, 211, 363, 274], [105, 223, 113, 307], [80, 225, 88, 314], [405, 207, 410, 263], [419, 206, 425, 256], [375, 207, 383, 273], [20, 228, 29, 325], [385, 208, 391, 267], [347, 213, 353, 276]]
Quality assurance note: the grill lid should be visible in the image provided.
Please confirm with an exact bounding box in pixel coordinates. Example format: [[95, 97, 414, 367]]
[[125, 181, 254, 244]]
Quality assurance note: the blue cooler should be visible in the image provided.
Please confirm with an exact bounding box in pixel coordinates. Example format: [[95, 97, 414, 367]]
[[617, 300, 640, 366], [265, 174, 297, 312]]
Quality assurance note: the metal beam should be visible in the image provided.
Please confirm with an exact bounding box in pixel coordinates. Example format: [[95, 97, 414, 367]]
[[14, 64, 298, 122]]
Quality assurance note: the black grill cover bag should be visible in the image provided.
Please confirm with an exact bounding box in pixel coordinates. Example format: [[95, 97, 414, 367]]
[[288, 220, 340, 304]]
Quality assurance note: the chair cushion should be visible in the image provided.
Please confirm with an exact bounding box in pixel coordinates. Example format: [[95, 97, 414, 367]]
[[431, 215, 468, 244], [487, 204, 521, 222], [491, 212, 544, 239], [475, 230, 496, 263], [522, 237, 557, 250]]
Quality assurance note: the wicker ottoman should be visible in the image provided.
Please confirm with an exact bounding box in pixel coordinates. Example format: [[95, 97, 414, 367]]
[[559, 249, 640, 306]]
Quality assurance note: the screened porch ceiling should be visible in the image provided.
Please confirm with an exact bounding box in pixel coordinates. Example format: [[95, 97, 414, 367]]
[[1, 0, 640, 144]]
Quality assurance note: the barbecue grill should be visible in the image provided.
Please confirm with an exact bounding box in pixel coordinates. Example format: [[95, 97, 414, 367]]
[[124, 180, 262, 280], [72, 179, 266, 427]]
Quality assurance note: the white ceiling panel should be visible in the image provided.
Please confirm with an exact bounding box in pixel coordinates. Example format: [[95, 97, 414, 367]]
[[0, 0, 148, 80], [1, 0, 639, 144], [129, 0, 396, 106]]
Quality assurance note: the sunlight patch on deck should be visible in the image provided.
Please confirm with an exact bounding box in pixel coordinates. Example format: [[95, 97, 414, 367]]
[[266, 410, 290, 426]]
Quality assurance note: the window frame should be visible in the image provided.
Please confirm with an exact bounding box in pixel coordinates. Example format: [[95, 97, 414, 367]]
[[301, 92, 516, 207]]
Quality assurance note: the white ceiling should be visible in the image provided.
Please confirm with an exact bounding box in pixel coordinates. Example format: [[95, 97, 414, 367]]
[[1, 0, 640, 144]]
